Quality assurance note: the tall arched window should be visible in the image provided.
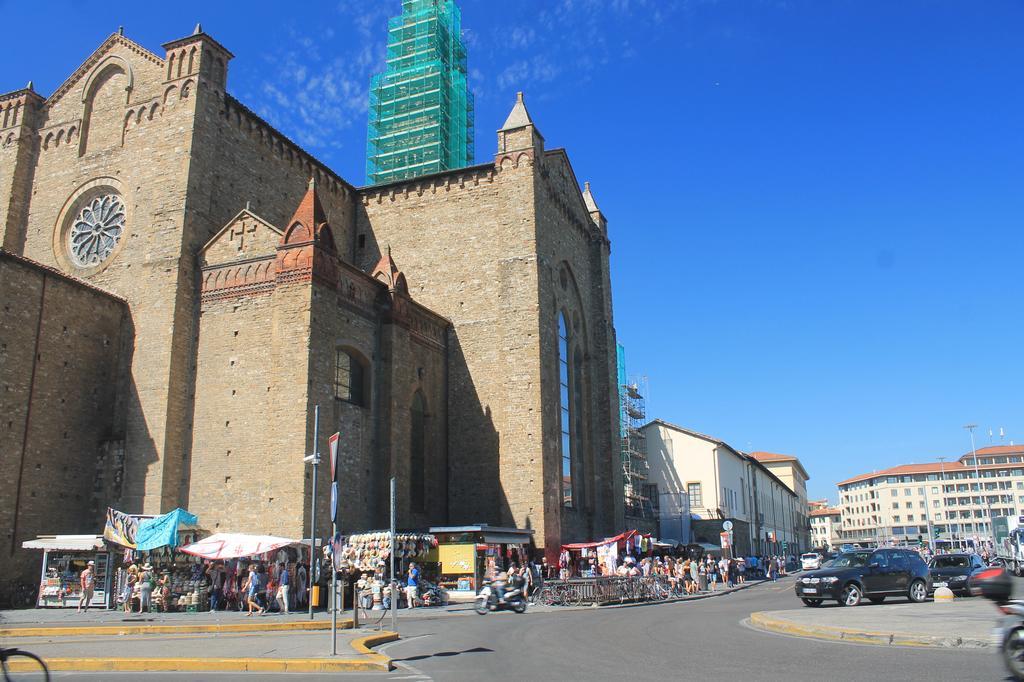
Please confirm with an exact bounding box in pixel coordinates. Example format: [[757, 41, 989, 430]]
[[572, 346, 585, 499], [410, 391, 426, 512], [558, 313, 573, 507], [335, 348, 368, 407]]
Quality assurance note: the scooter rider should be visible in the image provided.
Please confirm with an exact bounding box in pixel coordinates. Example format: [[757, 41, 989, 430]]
[[493, 570, 509, 603]]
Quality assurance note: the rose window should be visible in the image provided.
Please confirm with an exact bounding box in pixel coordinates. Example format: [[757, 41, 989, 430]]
[[68, 194, 126, 267]]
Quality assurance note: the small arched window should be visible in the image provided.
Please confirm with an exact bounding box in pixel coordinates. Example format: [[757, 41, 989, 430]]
[[410, 391, 427, 512], [335, 348, 368, 407]]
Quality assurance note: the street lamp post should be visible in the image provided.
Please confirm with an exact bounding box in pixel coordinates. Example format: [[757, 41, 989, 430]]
[[965, 423, 993, 551], [304, 405, 321, 621]]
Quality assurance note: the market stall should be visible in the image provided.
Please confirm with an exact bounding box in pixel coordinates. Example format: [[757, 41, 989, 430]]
[[106, 507, 211, 612], [22, 535, 113, 609], [179, 532, 305, 612], [560, 529, 654, 577], [429, 525, 534, 601]]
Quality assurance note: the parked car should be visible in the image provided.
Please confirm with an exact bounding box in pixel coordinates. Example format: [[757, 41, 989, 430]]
[[929, 553, 986, 596], [795, 548, 931, 607], [801, 553, 823, 571]]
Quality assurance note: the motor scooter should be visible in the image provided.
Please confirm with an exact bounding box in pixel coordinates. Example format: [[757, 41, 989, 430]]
[[973, 566, 1024, 680], [475, 579, 527, 615]]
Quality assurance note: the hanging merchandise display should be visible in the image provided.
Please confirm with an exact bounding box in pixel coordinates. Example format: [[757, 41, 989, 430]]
[[136, 508, 199, 551], [334, 532, 437, 572], [103, 508, 139, 549]]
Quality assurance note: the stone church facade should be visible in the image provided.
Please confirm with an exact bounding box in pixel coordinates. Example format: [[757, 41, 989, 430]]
[[0, 27, 623, 582]]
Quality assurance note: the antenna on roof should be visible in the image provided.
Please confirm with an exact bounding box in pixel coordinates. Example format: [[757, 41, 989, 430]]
[[989, 428, 994, 444], [1001, 427, 1006, 443]]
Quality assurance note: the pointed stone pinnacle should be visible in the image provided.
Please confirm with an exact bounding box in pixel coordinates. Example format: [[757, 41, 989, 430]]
[[118, 26, 124, 36], [194, 23, 203, 35], [26, 80, 34, 91], [308, 176, 316, 190]]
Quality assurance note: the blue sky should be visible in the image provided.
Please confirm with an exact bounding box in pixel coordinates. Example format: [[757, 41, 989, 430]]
[[4, 1, 1022, 502]]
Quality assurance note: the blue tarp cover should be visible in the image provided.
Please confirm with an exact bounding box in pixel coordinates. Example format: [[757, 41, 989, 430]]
[[135, 508, 198, 551]]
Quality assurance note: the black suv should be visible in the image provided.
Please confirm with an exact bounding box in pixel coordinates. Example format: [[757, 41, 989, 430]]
[[795, 548, 931, 607]]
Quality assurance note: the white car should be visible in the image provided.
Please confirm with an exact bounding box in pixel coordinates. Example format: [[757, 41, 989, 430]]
[[801, 552, 822, 570]]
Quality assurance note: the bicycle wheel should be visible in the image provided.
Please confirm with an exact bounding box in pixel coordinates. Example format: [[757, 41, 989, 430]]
[[534, 586, 556, 607], [2, 649, 50, 682]]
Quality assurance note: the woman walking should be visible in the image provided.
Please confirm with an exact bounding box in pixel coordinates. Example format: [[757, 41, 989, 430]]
[[245, 564, 264, 616]]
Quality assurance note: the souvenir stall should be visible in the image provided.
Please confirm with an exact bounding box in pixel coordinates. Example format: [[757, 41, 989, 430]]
[[560, 529, 654, 577], [429, 525, 535, 601], [22, 535, 114, 609], [178, 532, 304, 612], [123, 508, 207, 612], [333, 532, 437, 575]]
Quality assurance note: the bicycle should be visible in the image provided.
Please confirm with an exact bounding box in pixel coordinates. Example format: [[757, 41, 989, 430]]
[[0, 582, 36, 610], [1, 647, 50, 681]]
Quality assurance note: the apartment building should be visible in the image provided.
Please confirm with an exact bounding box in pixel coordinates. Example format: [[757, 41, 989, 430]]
[[808, 500, 842, 550], [836, 445, 1024, 546]]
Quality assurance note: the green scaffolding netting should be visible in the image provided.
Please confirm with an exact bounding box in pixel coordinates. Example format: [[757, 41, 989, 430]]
[[366, 0, 475, 185]]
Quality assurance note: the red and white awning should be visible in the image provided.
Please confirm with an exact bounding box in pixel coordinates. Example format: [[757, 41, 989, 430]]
[[178, 533, 299, 560]]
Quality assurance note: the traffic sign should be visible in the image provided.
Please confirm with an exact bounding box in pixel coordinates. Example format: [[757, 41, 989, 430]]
[[330, 481, 339, 524], [722, 520, 733, 531], [328, 432, 340, 482]]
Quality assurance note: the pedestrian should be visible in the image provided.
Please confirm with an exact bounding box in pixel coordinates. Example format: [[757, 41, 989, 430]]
[[718, 556, 730, 588], [77, 560, 95, 613], [209, 563, 225, 612], [121, 561, 137, 613], [406, 562, 420, 608], [689, 556, 699, 592], [138, 563, 154, 613], [245, 564, 264, 616], [769, 556, 778, 583], [698, 560, 708, 592], [296, 562, 308, 610], [276, 562, 290, 613]]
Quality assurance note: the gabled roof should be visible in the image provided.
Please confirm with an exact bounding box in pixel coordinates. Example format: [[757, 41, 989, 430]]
[[749, 451, 810, 482], [809, 507, 841, 517], [643, 419, 799, 497], [199, 206, 281, 255], [45, 31, 163, 109]]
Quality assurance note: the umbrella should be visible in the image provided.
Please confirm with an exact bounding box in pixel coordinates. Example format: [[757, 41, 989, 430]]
[[178, 533, 299, 560]]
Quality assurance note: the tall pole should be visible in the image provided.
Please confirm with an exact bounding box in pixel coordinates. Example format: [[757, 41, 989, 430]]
[[965, 423, 991, 550], [308, 405, 320, 620], [331, 509, 337, 655], [937, 457, 947, 550], [389, 477, 397, 634]]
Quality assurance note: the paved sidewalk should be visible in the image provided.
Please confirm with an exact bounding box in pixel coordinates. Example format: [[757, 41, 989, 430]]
[[751, 598, 996, 648]]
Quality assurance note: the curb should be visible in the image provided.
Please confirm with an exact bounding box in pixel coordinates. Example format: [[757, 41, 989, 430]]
[[748, 611, 990, 649], [4, 630, 399, 673], [0, 618, 353, 639]]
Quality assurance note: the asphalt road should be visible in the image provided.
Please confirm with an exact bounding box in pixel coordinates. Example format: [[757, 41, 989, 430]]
[[46, 576, 1008, 681]]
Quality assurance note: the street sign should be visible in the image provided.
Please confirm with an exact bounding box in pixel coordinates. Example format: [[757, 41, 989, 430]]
[[328, 432, 340, 482], [720, 531, 731, 549], [330, 481, 339, 524], [722, 520, 733, 531]]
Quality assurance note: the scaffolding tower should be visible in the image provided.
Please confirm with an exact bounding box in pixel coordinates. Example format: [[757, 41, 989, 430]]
[[366, 0, 475, 185], [618, 344, 653, 519]]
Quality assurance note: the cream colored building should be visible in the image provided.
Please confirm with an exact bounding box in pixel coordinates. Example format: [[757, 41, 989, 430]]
[[836, 445, 1024, 547], [808, 502, 842, 550], [750, 452, 811, 552], [643, 420, 808, 555]]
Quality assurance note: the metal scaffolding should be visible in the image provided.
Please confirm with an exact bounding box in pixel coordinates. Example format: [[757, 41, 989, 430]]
[[618, 344, 653, 519], [366, 0, 475, 185]]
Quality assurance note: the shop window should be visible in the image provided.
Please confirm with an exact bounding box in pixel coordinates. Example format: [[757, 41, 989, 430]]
[[335, 348, 369, 406], [410, 391, 426, 512]]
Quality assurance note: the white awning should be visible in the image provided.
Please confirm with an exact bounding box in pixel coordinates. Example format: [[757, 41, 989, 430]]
[[22, 535, 106, 551]]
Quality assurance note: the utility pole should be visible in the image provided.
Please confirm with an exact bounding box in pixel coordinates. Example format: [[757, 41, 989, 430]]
[[390, 477, 397, 634], [304, 405, 321, 621], [965, 423, 992, 551]]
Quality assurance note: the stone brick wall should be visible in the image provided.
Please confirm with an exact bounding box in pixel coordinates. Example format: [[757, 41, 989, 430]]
[[357, 160, 543, 541], [534, 150, 622, 553], [0, 251, 127, 584]]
